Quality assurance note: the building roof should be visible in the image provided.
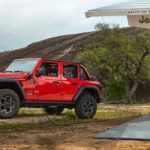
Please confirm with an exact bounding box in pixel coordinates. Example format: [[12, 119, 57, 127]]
[[86, 0, 150, 17]]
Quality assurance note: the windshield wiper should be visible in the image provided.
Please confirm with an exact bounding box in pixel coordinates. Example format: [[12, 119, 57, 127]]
[[14, 70, 23, 72], [4, 71, 13, 73]]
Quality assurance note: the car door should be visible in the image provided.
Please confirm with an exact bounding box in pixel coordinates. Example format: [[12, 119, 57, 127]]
[[60, 63, 80, 101], [35, 61, 61, 101]]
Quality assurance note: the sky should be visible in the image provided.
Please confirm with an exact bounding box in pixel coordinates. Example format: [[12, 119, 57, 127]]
[[0, 0, 128, 52]]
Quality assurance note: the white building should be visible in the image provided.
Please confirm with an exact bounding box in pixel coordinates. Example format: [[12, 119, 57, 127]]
[[86, 0, 150, 29]]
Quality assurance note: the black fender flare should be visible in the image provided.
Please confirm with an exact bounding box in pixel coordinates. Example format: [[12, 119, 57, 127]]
[[73, 86, 101, 103], [0, 79, 26, 100]]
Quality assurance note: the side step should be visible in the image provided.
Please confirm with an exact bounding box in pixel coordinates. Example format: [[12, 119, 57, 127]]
[[21, 100, 75, 108]]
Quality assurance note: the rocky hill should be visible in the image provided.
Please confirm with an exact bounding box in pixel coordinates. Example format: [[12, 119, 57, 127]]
[[0, 32, 95, 71], [0, 27, 146, 71]]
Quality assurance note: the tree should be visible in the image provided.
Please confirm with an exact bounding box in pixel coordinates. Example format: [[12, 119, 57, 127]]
[[76, 23, 150, 103]]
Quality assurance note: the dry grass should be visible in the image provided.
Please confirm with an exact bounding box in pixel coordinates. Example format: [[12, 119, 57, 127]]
[[0, 104, 146, 132], [0, 104, 150, 150]]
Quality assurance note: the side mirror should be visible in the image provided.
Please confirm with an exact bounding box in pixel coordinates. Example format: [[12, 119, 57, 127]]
[[27, 74, 33, 80], [37, 67, 46, 77], [90, 76, 97, 81]]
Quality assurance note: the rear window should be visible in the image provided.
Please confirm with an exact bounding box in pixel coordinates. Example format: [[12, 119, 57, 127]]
[[80, 67, 89, 80], [63, 64, 78, 78]]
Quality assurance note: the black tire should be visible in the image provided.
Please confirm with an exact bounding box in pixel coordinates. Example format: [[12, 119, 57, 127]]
[[44, 107, 64, 116], [0, 89, 20, 119], [75, 92, 97, 119]]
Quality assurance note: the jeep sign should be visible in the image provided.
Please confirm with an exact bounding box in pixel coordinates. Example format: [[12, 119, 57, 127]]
[[128, 15, 150, 29], [85, 0, 150, 29]]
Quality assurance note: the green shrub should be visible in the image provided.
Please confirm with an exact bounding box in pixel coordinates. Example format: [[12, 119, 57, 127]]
[[103, 80, 125, 102]]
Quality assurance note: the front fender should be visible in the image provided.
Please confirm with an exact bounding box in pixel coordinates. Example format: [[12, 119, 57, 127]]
[[0, 79, 26, 100]]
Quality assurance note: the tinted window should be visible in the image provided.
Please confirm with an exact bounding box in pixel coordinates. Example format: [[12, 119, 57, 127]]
[[80, 67, 89, 80], [49, 64, 58, 77], [63, 64, 78, 78], [39, 62, 58, 77]]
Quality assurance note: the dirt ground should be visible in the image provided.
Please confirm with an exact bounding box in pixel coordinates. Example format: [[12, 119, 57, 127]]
[[1, 105, 150, 150]]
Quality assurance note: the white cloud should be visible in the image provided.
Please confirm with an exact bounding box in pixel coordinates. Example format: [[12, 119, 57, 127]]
[[0, 0, 128, 51]]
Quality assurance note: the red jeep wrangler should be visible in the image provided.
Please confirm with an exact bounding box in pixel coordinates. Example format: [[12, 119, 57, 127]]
[[0, 58, 102, 119]]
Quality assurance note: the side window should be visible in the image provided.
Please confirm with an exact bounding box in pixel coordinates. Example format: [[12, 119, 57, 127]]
[[38, 62, 58, 77], [80, 67, 89, 80], [63, 64, 78, 78], [49, 63, 58, 77], [38, 62, 49, 76]]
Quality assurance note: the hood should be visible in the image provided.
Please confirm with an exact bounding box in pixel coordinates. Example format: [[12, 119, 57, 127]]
[[0, 72, 28, 81]]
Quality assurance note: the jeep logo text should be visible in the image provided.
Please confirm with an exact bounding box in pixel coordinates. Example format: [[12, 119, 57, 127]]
[[139, 16, 150, 24]]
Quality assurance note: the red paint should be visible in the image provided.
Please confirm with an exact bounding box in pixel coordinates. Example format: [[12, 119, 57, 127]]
[[0, 58, 102, 102]]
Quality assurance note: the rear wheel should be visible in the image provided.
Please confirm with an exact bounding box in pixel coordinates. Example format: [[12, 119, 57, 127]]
[[75, 92, 97, 119], [0, 89, 20, 119], [44, 107, 64, 116]]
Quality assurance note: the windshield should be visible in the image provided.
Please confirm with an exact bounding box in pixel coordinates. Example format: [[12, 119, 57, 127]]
[[5, 59, 38, 73]]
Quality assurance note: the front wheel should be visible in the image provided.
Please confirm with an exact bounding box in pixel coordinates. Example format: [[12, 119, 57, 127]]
[[44, 107, 64, 116], [75, 93, 97, 119], [0, 89, 20, 119]]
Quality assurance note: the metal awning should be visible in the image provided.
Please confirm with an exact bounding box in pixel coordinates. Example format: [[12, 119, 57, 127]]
[[85, 0, 150, 29], [86, 0, 150, 17]]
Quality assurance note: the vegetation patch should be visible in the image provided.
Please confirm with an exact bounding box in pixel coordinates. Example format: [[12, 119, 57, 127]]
[[18, 108, 44, 117], [0, 107, 142, 132], [76, 23, 150, 104]]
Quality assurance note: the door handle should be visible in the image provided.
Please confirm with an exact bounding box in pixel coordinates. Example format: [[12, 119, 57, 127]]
[[53, 81, 61, 84], [72, 82, 78, 85]]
